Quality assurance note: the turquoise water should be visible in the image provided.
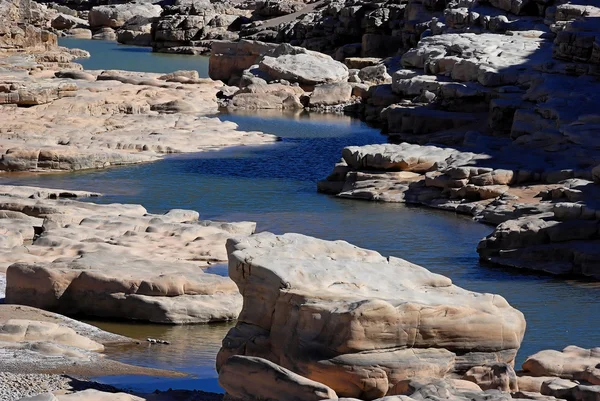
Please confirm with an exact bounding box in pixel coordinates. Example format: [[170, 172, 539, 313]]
[[2, 39, 598, 393]]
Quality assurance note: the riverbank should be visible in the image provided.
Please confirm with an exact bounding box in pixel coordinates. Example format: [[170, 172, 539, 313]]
[[1, 1, 599, 399]]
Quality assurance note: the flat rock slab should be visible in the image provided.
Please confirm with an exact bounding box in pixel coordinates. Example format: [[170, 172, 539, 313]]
[[0, 67, 277, 172], [217, 232, 526, 399]]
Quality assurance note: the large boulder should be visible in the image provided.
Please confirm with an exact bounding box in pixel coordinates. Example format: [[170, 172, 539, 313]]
[[216, 232, 526, 400], [88, 4, 162, 29], [116, 16, 153, 46], [258, 49, 349, 87], [523, 346, 600, 384], [209, 40, 280, 81]]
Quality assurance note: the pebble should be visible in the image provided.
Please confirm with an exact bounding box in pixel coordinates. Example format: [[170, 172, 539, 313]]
[[0, 372, 71, 401]]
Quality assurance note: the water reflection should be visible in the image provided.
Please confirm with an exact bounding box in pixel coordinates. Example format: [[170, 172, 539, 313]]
[[59, 38, 210, 76], [87, 320, 234, 393]]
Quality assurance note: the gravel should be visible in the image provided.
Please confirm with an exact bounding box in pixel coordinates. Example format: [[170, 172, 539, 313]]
[[0, 372, 70, 401]]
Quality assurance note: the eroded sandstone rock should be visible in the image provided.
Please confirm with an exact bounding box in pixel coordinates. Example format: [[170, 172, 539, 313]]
[[217, 232, 526, 399]]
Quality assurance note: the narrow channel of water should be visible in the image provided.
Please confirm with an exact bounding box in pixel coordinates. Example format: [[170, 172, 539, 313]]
[[1, 39, 597, 393]]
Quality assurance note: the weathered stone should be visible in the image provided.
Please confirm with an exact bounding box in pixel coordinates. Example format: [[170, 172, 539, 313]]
[[309, 82, 352, 107], [219, 355, 338, 401], [217, 232, 525, 399], [88, 4, 161, 29]]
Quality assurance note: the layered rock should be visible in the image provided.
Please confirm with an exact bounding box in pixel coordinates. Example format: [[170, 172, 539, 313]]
[[217, 232, 526, 399], [0, 65, 277, 172], [0, 185, 253, 323], [151, 0, 249, 55]]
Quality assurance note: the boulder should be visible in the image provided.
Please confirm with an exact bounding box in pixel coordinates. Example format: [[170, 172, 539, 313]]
[[258, 51, 349, 87], [116, 16, 153, 46], [209, 40, 279, 82], [309, 82, 352, 107], [65, 28, 92, 39], [463, 363, 518, 391], [217, 232, 526, 399], [358, 64, 392, 84], [219, 355, 338, 401], [523, 346, 600, 384], [88, 4, 161, 29], [92, 27, 116, 41], [51, 14, 87, 31]]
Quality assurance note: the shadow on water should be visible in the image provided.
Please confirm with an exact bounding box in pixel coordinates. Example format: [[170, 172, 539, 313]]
[[2, 38, 597, 394]]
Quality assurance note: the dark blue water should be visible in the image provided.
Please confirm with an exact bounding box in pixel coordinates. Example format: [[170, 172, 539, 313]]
[[2, 40, 597, 393]]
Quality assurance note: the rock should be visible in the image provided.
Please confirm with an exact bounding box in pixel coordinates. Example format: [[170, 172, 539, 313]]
[[65, 28, 92, 39], [309, 82, 352, 107], [523, 346, 600, 383], [0, 319, 103, 352], [255, 0, 305, 17], [345, 58, 383, 69], [0, 67, 277, 172], [116, 16, 152, 46], [463, 363, 518, 392], [358, 64, 392, 84], [217, 232, 525, 399], [88, 4, 161, 29], [219, 355, 338, 401], [92, 27, 116, 41], [209, 40, 279, 82], [54, 70, 95, 81], [341, 143, 480, 173], [258, 50, 349, 87], [51, 14, 87, 31], [1, 187, 258, 323]]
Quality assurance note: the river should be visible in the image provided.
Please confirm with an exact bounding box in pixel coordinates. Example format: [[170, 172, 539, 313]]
[[1, 38, 598, 393]]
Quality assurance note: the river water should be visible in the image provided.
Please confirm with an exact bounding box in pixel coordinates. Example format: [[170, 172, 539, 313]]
[[2, 38, 598, 393]]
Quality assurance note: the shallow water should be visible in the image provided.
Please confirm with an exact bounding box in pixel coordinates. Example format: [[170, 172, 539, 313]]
[[2, 39, 598, 393], [59, 38, 210, 76]]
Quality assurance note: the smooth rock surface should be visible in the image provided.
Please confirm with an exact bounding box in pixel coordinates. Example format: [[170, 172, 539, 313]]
[[217, 232, 526, 399]]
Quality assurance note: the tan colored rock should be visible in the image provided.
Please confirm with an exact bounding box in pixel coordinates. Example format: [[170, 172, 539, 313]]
[[219, 355, 337, 401], [217, 232, 526, 399], [463, 363, 518, 392], [523, 346, 600, 383], [309, 82, 352, 107], [0, 68, 277, 172], [1, 186, 254, 323], [518, 375, 559, 393], [0, 319, 103, 352]]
